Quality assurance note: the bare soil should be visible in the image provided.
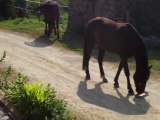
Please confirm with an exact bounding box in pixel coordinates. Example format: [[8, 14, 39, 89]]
[[0, 30, 160, 120]]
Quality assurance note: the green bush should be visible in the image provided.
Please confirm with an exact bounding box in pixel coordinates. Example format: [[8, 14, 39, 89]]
[[5, 77, 74, 120], [0, 51, 10, 90], [0, 66, 12, 90]]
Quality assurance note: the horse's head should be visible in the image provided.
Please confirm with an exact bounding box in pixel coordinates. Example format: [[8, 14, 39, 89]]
[[133, 65, 152, 94]]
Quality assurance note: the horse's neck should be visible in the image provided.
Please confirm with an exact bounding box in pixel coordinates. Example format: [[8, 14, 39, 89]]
[[134, 44, 148, 74]]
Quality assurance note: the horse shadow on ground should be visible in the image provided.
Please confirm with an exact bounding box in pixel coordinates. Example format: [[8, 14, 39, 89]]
[[77, 80, 150, 115], [24, 35, 56, 47]]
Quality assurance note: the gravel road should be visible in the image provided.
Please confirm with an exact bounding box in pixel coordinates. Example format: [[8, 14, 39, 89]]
[[0, 30, 160, 120]]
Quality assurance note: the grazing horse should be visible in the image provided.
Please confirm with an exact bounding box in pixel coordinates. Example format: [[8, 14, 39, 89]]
[[34, 1, 60, 38], [82, 17, 151, 95]]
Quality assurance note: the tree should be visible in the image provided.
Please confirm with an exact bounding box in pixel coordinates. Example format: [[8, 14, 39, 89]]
[[0, 0, 15, 19], [0, 0, 27, 19]]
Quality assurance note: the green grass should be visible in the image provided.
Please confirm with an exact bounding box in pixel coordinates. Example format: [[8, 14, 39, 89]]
[[0, 11, 68, 38], [0, 18, 45, 36], [147, 44, 160, 70]]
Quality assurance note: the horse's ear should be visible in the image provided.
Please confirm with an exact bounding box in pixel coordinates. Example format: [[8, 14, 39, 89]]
[[148, 65, 152, 69]]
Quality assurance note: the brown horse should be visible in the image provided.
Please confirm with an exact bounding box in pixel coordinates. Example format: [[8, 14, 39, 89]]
[[35, 1, 60, 38], [82, 17, 151, 95]]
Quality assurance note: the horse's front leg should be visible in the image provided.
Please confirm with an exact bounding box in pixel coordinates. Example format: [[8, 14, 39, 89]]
[[98, 48, 108, 83], [114, 60, 123, 88], [85, 48, 92, 80], [83, 42, 94, 80], [122, 58, 134, 95]]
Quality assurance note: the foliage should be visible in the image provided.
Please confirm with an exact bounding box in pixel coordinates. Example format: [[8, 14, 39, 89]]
[[0, 51, 6, 62], [58, 11, 68, 39], [5, 79, 74, 120], [0, 66, 12, 90], [147, 44, 160, 70], [0, 10, 68, 38], [58, 0, 69, 6], [0, 51, 11, 90], [0, 18, 45, 36], [0, 0, 14, 19], [0, 0, 27, 19], [0, 52, 75, 120]]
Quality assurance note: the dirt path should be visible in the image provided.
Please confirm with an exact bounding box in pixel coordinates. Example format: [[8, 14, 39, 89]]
[[0, 30, 160, 120]]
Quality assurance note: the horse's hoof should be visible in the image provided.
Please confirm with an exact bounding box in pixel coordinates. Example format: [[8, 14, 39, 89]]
[[103, 78, 108, 83], [114, 84, 119, 88], [135, 91, 148, 98]]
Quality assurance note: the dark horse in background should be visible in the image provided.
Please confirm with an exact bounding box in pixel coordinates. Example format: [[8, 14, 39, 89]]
[[34, 1, 60, 38], [83, 17, 151, 96]]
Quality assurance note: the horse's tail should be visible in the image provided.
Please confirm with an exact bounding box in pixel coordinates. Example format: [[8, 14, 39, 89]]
[[82, 22, 94, 70], [82, 40, 87, 70]]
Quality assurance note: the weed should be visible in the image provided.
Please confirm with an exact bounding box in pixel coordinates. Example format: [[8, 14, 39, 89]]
[[0, 51, 6, 62], [5, 80, 75, 120]]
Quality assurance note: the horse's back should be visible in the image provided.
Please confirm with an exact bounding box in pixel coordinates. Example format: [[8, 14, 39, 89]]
[[85, 17, 121, 52], [41, 1, 59, 22], [86, 17, 117, 32], [85, 17, 144, 57], [46, 4, 59, 17]]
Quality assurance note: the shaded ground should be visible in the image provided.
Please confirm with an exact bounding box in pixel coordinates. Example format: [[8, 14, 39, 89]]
[[0, 30, 160, 120]]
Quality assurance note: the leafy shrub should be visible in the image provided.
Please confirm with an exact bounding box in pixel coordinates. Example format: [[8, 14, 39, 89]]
[[0, 66, 12, 90], [5, 78, 74, 120], [0, 51, 10, 90]]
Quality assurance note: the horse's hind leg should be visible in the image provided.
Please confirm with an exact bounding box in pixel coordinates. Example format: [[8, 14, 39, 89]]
[[47, 23, 52, 37], [84, 43, 94, 80], [56, 19, 59, 38], [122, 58, 134, 95], [45, 22, 48, 35], [53, 21, 57, 35], [114, 60, 123, 88], [98, 48, 108, 83]]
